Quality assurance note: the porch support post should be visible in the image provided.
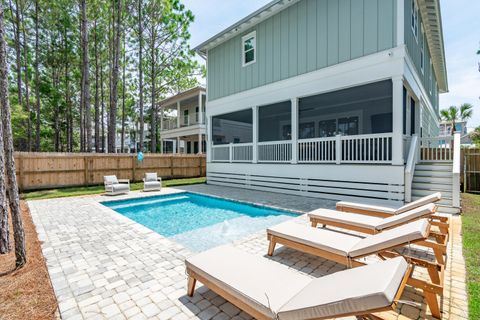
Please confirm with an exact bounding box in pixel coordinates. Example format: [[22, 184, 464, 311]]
[[206, 116, 212, 163], [198, 92, 204, 124], [252, 106, 258, 163], [392, 76, 404, 165], [160, 138, 163, 154], [177, 137, 180, 154], [160, 106, 164, 131], [198, 133, 202, 154], [291, 98, 298, 164], [177, 101, 181, 128]]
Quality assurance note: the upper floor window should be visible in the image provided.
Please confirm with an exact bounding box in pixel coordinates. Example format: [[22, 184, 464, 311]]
[[411, 0, 418, 40], [242, 31, 256, 67], [420, 35, 425, 73]]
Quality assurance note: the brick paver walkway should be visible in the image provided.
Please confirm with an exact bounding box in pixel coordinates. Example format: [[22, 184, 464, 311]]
[[28, 185, 468, 319]]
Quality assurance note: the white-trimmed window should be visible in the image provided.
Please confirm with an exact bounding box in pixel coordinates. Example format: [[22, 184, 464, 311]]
[[420, 34, 425, 73], [411, 0, 418, 40], [242, 31, 256, 67]]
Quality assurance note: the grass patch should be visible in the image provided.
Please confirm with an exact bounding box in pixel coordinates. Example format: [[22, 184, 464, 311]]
[[21, 177, 206, 200], [462, 193, 480, 320]]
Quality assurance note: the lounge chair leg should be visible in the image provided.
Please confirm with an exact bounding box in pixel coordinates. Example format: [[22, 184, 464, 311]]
[[267, 239, 276, 256], [427, 265, 441, 285], [187, 275, 196, 297], [424, 290, 441, 319], [311, 220, 318, 227], [433, 248, 445, 265]]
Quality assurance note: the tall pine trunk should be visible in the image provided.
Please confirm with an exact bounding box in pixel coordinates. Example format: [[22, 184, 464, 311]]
[[138, 0, 144, 152], [120, 32, 126, 153], [80, 0, 91, 152], [94, 20, 100, 152], [0, 3, 26, 266], [21, 8, 31, 151], [149, 18, 156, 153], [108, 0, 121, 153], [100, 61, 105, 152], [10, 0, 22, 107], [34, 0, 40, 151]]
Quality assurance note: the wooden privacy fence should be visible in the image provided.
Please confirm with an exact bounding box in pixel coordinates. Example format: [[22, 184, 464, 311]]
[[14, 152, 206, 191], [462, 148, 480, 193]]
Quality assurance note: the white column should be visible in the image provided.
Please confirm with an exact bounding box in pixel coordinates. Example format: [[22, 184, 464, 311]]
[[252, 106, 258, 163], [176, 137, 180, 153], [198, 133, 202, 154], [198, 93, 204, 124], [176, 101, 181, 128], [206, 116, 212, 163], [392, 76, 405, 165], [291, 98, 298, 164], [160, 138, 163, 154], [396, 0, 405, 47]]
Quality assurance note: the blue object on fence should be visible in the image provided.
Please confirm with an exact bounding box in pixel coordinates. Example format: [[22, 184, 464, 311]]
[[137, 152, 144, 162]]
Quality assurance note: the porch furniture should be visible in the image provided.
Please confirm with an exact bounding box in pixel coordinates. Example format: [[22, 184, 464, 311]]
[[309, 203, 449, 242], [104, 175, 130, 195], [143, 172, 162, 191], [266, 219, 443, 318], [336, 192, 442, 218], [186, 245, 412, 320]]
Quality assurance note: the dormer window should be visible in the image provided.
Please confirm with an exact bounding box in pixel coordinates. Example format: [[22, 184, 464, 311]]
[[411, 0, 418, 41], [242, 31, 256, 67]]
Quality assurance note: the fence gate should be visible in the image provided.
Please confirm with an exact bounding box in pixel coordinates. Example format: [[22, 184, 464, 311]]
[[464, 152, 480, 193]]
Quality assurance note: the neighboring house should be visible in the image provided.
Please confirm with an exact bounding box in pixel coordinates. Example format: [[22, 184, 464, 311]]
[[196, 0, 458, 209], [439, 120, 467, 137], [159, 86, 207, 154]]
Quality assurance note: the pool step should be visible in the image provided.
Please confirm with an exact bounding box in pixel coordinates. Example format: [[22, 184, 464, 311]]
[[106, 195, 189, 210]]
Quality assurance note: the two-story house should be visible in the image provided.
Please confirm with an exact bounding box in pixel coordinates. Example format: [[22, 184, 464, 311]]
[[159, 86, 207, 154], [196, 0, 459, 211]]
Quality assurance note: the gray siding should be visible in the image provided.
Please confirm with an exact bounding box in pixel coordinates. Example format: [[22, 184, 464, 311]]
[[207, 0, 397, 101], [404, 0, 439, 114]]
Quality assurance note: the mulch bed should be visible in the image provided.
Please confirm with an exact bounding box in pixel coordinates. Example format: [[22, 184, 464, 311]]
[[0, 201, 58, 320]]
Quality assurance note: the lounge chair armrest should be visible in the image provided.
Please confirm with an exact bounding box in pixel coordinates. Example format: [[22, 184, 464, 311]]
[[118, 179, 130, 185]]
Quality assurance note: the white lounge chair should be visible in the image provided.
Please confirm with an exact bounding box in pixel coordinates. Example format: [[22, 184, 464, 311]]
[[143, 172, 162, 191], [309, 203, 449, 238], [103, 175, 130, 195], [336, 192, 442, 217], [266, 219, 443, 318], [186, 245, 412, 320]]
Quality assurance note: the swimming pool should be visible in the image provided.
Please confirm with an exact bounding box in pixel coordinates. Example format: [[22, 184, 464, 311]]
[[102, 192, 297, 252]]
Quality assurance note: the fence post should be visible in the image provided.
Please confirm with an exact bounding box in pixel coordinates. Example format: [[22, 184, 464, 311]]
[[335, 135, 342, 164], [83, 156, 88, 185]]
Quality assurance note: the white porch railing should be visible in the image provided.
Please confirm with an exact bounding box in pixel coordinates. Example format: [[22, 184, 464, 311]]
[[258, 140, 292, 163], [181, 112, 205, 127], [452, 133, 461, 207], [298, 137, 336, 163], [232, 143, 253, 162], [211, 145, 230, 162], [341, 133, 393, 163], [420, 136, 453, 162], [162, 119, 177, 131]]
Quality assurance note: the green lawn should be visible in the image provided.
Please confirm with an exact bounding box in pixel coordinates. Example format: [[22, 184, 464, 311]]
[[21, 177, 206, 200], [462, 193, 480, 320]]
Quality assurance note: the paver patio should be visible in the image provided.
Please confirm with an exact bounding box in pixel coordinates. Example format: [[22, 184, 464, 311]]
[[28, 184, 468, 319]]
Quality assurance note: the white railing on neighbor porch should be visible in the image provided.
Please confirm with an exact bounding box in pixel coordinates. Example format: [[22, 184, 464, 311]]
[[258, 140, 292, 162], [420, 136, 454, 162]]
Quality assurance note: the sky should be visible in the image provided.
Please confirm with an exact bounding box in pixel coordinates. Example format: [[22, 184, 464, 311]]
[[183, 0, 480, 129]]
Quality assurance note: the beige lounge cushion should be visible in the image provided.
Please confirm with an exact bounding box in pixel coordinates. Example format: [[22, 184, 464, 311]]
[[396, 192, 441, 214], [337, 200, 397, 215], [268, 221, 362, 256], [308, 208, 382, 231], [145, 172, 158, 182], [348, 219, 430, 258], [104, 175, 119, 185], [375, 203, 436, 230], [185, 245, 311, 318], [277, 257, 408, 320]]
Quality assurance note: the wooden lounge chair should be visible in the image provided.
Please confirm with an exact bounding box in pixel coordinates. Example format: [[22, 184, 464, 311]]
[[143, 172, 162, 191], [336, 192, 442, 218], [103, 175, 130, 195], [309, 203, 449, 246], [186, 245, 412, 320], [266, 219, 444, 318]]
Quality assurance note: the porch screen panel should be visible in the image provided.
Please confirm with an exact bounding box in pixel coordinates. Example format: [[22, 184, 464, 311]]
[[298, 80, 393, 137], [212, 109, 253, 145], [258, 101, 291, 142]]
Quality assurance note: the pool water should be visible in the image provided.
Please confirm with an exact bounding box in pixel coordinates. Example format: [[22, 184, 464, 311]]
[[102, 192, 297, 252]]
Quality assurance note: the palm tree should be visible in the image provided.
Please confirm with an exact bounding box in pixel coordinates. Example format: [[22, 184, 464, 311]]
[[440, 103, 473, 135]]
